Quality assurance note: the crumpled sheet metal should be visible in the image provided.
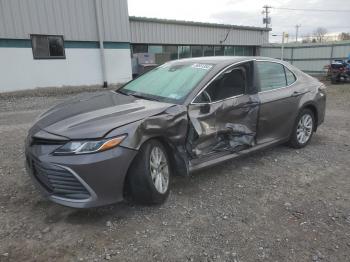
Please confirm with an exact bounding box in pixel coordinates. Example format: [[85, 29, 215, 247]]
[[188, 95, 259, 157], [107, 105, 190, 176]]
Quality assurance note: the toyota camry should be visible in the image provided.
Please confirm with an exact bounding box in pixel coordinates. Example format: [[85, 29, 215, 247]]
[[25, 57, 326, 208]]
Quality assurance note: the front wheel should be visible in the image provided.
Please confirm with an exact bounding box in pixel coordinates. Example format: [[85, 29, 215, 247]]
[[288, 109, 315, 148], [126, 139, 171, 204]]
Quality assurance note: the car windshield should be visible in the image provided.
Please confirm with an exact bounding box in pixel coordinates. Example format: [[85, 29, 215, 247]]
[[118, 62, 213, 103]]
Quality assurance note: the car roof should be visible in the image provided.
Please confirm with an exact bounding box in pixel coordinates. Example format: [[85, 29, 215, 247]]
[[167, 56, 284, 67]]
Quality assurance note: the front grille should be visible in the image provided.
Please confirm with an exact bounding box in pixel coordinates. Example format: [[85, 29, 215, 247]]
[[32, 161, 90, 200]]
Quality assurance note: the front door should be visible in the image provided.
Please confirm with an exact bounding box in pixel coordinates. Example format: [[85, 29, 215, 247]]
[[187, 61, 259, 159]]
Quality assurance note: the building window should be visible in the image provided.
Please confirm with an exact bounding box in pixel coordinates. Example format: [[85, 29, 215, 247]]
[[31, 35, 65, 59], [192, 46, 203, 57], [132, 44, 148, 54], [148, 45, 163, 54], [203, 46, 214, 56], [235, 46, 244, 56], [224, 46, 235, 56], [179, 46, 191, 58], [214, 46, 225, 56], [163, 45, 178, 60], [244, 46, 254, 56]]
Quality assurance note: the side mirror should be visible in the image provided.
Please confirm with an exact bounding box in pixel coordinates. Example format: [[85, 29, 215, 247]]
[[200, 103, 210, 114]]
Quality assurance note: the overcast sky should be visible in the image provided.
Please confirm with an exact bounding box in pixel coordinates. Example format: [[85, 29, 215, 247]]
[[128, 0, 350, 43]]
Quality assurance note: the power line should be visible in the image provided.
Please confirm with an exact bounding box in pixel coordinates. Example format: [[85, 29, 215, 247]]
[[272, 7, 350, 12]]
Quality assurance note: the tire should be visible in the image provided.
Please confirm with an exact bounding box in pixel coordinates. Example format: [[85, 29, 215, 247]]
[[288, 108, 315, 149], [126, 139, 171, 204]]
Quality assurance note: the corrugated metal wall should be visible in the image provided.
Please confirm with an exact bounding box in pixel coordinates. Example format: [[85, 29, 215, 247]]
[[0, 0, 268, 45], [0, 0, 130, 42], [261, 41, 350, 73], [129, 18, 269, 46]]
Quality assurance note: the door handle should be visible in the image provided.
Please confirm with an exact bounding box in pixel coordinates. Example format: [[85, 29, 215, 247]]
[[241, 102, 259, 108], [291, 91, 303, 97]]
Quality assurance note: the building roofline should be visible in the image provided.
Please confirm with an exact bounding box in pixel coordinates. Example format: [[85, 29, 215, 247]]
[[129, 16, 271, 32]]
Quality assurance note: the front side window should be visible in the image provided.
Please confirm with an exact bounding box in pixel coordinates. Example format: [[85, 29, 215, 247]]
[[194, 64, 249, 103], [119, 63, 213, 103], [257, 61, 287, 91], [31, 35, 65, 59]]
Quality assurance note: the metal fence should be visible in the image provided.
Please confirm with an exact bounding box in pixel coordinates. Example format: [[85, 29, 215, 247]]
[[261, 41, 350, 74]]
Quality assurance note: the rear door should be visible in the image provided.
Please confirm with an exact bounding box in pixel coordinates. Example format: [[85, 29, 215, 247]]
[[256, 61, 304, 144], [187, 61, 259, 158]]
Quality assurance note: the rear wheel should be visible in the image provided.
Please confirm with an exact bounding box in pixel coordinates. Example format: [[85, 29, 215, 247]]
[[126, 139, 170, 204], [288, 109, 315, 148]]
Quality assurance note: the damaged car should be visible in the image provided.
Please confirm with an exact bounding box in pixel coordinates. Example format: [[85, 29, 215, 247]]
[[25, 57, 326, 208]]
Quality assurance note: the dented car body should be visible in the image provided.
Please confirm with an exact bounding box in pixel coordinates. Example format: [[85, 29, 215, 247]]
[[25, 57, 326, 208]]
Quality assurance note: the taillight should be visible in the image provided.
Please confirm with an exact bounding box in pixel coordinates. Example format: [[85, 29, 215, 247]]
[[318, 83, 326, 91]]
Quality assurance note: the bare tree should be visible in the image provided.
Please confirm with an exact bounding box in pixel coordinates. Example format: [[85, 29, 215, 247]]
[[338, 32, 350, 41], [302, 34, 312, 43], [313, 27, 328, 42]]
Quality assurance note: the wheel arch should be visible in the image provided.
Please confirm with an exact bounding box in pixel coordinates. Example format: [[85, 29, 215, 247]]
[[122, 136, 189, 197], [300, 102, 318, 131]]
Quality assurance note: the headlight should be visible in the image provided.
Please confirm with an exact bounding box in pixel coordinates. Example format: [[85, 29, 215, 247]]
[[53, 135, 126, 155]]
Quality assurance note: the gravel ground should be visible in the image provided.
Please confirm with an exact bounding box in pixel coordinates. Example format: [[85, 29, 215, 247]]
[[0, 83, 349, 262]]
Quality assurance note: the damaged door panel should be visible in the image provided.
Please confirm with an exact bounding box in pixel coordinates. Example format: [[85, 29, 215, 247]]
[[187, 61, 260, 159], [211, 94, 259, 153], [187, 102, 224, 157]]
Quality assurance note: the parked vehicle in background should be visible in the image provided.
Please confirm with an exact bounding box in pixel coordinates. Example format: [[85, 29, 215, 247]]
[[327, 59, 350, 84], [25, 57, 326, 208], [131, 53, 158, 78]]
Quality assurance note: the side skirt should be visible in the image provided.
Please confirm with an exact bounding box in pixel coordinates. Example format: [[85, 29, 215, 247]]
[[188, 138, 287, 173]]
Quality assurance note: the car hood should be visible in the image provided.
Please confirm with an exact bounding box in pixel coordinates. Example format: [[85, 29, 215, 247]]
[[33, 91, 174, 139]]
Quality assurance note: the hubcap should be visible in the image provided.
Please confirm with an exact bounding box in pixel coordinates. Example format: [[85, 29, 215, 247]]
[[296, 114, 313, 144], [149, 146, 169, 194]]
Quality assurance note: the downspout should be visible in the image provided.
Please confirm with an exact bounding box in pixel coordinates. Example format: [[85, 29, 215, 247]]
[[94, 0, 108, 87]]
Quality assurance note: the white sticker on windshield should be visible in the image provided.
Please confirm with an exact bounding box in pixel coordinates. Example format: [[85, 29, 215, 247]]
[[191, 63, 213, 70]]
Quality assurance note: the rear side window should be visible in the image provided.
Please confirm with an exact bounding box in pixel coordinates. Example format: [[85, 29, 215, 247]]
[[257, 61, 286, 91], [285, 67, 296, 85]]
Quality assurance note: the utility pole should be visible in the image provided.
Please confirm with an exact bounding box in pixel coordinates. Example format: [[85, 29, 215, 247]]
[[262, 5, 272, 29], [281, 32, 285, 60], [295, 24, 301, 42]]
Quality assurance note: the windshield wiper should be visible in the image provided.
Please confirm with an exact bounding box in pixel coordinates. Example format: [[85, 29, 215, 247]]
[[117, 89, 160, 102], [130, 92, 160, 102], [116, 89, 129, 96]]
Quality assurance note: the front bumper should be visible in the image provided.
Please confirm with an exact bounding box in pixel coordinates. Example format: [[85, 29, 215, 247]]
[[25, 142, 137, 208]]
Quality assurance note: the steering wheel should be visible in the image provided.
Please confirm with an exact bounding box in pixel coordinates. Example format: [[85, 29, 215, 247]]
[[202, 91, 212, 103]]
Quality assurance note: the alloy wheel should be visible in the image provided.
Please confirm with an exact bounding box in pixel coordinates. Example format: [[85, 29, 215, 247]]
[[296, 114, 313, 144], [149, 146, 169, 194]]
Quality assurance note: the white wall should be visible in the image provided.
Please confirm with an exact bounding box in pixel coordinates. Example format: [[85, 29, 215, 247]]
[[0, 47, 132, 92], [104, 48, 133, 84]]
